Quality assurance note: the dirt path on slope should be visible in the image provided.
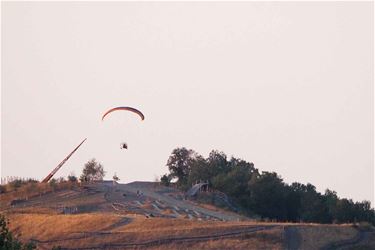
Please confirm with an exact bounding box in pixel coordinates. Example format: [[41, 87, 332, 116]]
[[100, 217, 133, 231], [283, 226, 302, 250], [60, 225, 277, 249], [320, 229, 374, 250]]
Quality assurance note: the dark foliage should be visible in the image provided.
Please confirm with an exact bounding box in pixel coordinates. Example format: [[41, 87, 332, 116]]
[[0, 186, 5, 194], [79, 159, 105, 182], [67, 175, 77, 182], [160, 174, 171, 187], [163, 147, 375, 225]]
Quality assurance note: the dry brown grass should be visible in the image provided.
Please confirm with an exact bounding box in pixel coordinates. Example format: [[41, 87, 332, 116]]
[[7, 206, 57, 215], [144, 228, 283, 250], [0, 182, 78, 208], [7, 213, 121, 241], [61, 192, 105, 207], [2, 182, 365, 250], [6, 212, 282, 249], [162, 208, 175, 215], [117, 217, 240, 231], [195, 203, 220, 211], [112, 217, 278, 241], [5, 211, 364, 250]]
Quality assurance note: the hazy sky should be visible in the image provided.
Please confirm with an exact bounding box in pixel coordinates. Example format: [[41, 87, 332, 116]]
[[2, 2, 373, 204]]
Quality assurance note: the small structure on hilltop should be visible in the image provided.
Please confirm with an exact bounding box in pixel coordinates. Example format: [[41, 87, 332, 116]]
[[186, 181, 209, 197], [186, 181, 239, 212]]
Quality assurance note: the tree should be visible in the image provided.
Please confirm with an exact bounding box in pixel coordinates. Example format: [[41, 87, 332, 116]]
[[285, 185, 302, 222], [79, 159, 105, 182], [248, 172, 287, 221], [67, 174, 77, 182], [207, 150, 230, 176], [211, 158, 256, 205], [160, 174, 171, 187], [163, 147, 375, 225], [335, 199, 355, 223], [323, 189, 339, 222], [112, 173, 120, 182], [293, 183, 331, 223], [8, 180, 23, 190], [166, 148, 197, 189], [187, 154, 209, 186]]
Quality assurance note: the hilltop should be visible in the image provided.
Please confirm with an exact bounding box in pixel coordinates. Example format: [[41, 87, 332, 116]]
[[1, 180, 375, 249]]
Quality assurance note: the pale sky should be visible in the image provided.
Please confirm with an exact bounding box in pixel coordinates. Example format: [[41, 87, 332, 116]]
[[2, 2, 374, 204]]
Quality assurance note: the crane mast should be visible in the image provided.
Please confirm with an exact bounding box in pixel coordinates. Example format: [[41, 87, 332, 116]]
[[42, 138, 87, 183]]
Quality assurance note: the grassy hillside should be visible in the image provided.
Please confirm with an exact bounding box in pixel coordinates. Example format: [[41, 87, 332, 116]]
[[1, 181, 373, 249]]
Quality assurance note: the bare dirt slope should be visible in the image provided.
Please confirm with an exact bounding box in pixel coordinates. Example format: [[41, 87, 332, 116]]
[[3, 181, 242, 221], [108, 181, 244, 221]]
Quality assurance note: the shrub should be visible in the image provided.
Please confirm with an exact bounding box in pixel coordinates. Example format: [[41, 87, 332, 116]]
[[0, 186, 6, 194], [79, 159, 105, 182], [160, 174, 171, 187], [67, 175, 77, 182]]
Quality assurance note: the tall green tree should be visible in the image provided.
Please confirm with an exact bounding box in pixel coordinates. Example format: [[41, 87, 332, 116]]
[[285, 184, 302, 222], [80, 159, 105, 182], [166, 148, 197, 189], [212, 158, 256, 205], [294, 183, 330, 223], [207, 150, 230, 177], [248, 172, 287, 221], [187, 154, 209, 186]]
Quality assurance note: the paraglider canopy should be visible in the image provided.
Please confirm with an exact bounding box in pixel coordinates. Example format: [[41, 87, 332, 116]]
[[101, 106, 143, 150], [102, 107, 145, 121]]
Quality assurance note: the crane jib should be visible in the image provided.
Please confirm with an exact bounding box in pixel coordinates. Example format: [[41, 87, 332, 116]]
[[41, 138, 87, 183]]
